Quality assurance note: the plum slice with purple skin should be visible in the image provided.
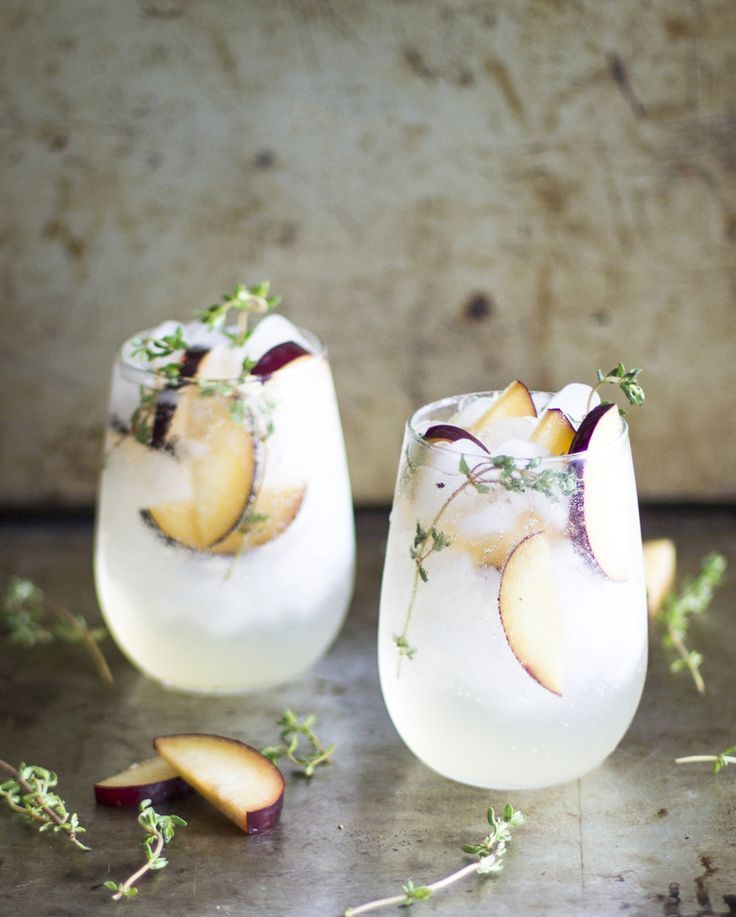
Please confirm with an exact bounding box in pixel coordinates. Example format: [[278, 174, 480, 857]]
[[94, 755, 194, 808], [151, 346, 209, 449], [567, 403, 629, 582], [422, 424, 490, 454], [530, 408, 575, 455], [154, 734, 284, 835], [252, 341, 311, 377]]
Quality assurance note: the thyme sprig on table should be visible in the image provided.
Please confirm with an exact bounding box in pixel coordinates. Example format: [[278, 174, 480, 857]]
[[656, 552, 727, 694], [1, 576, 113, 685], [343, 804, 525, 916], [675, 745, 736, 774], [260, 710, 335, 778], [587, 362, 645, 412], [105, 799, 187, 900], [0, 759, 90, 851]]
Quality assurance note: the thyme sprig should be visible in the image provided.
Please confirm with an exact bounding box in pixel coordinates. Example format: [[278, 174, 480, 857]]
[[0, 759, 90, 851], [197, 281, 282, 346], [675, 745, 736, 774], [656, 552, 727, 694], [1, 576, 113, 685], [260, 709, 335, 778], [105, 799, 187, 900], [587, 362, 645, 412], [343, 804, 525, 916], [395, 453, 575, 669], [129, 326, 188, 382]]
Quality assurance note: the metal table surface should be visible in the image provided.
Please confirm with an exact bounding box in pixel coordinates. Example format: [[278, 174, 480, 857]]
[[1, 507, 735, 917]]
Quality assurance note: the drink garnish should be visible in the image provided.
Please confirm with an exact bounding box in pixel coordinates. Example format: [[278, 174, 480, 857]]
[[343, 804, 525, 916]]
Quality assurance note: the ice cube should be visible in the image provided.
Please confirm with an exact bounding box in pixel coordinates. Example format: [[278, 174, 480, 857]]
[[476, 416, 537, 452], [540, 383, 600, 429], [244, 314, 314, 362], [491, 438, 550, 461]]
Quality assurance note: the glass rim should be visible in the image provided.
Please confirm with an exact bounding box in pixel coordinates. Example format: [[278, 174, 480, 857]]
[[116, 322, 326, 387], [406, 390, 629, 464]]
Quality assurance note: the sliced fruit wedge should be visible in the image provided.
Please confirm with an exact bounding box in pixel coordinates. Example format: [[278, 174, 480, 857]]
[[154, 734, 285, 835], [211, 485, 306, 555], [95, 755, 194, 807], [423, 424, 490, 453], [498, 531, 563, 696], [454, 510, 549, 570], [642, 538, 676, 617], [143, 388, 259, 550], [252, 341, 312, 377], [468, 380, 536, 433], [567, 403, 629, 582], [530, 408, 575, 455]]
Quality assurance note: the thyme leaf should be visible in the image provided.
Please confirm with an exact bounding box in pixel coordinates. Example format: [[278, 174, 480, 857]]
[[260, 710, 335, 778], [343, 804, 525, 915], [1, 577, 113, 684], [105, 799, 187, 901], [656, 552, 727, 693], [0, 759, 90, 851]]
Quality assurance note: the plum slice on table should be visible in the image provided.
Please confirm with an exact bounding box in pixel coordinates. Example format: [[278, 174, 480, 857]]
[[567, 402, 629, 582], [142, 388, 259, 550], [642, 538, 676, 617], [154, 734, 284, 835], [498, 531, 563, 696], [94, 755, 194, 807], [211, 485, 306, 555]]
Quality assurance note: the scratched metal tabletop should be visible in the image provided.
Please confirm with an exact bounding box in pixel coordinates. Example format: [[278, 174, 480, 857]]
[[1, 507, 735, 917]]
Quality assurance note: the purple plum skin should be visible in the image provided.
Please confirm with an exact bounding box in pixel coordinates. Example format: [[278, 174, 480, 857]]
[[246, 794, 285, 834], [252, 341, 311, 377], [95, 776, 194, 808], [422, 424, 490, 454]]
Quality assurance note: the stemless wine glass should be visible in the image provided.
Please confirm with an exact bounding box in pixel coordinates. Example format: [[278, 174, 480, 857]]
[[95, 322, 355, 693], [378, 391, 647, 789]]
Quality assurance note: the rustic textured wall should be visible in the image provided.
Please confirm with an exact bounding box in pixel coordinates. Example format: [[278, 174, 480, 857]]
[[1, 0, 735, 507]]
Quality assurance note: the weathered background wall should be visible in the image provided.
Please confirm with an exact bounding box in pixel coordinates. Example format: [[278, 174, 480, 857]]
[[1, 0, 735, 507]]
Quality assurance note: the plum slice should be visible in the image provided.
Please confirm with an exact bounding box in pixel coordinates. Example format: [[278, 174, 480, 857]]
[[154, 734, 285, 835], [142, 389, 259, 550], [498, 531, 563, 696], [469, 380, 537, 433], [422, 424, 490, 453], [94, 755, 193, 807], [530, 408, 575, 455], [642, 538, 676, 617], [452, 509, 549, 570], [567, 403, 629, 582], [211, 485, 307, 555], [252, 341, 312, 377]]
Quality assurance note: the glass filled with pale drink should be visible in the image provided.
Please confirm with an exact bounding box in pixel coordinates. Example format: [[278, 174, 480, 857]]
[[378, 379, 647, 788], [95, 287, 355, 692]]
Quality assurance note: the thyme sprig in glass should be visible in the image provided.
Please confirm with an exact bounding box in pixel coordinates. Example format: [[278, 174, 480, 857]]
[[656, 552, 727, 694], [1, 576, 113, 685], [343, 804, 525, 916], [260, 709, 335, 778], [197, 281, 282, 346], [587, 362, 645, 413], [0, 759, 90, 850], [394, 453, 576, 669], [105, 799, 187, 900]]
